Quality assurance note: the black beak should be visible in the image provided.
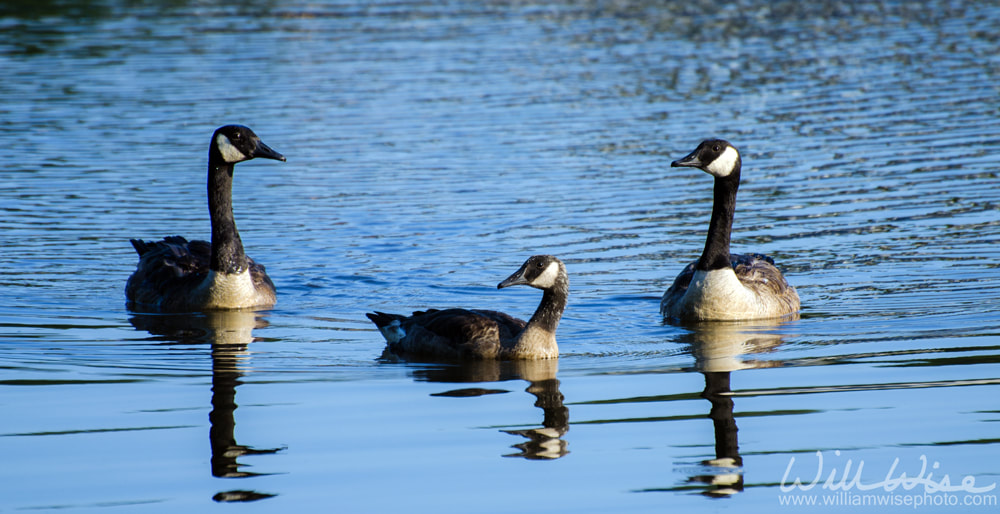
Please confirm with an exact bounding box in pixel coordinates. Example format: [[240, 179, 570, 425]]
[[253, 140, 286, 162], [497, 263, 530, 289], [671, 149, 701, 168]]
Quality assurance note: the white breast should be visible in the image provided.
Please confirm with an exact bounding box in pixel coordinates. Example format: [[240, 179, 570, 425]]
[[195, 269, 263, 309], [510, 325, 559, 359], [679, 268, 762, 320]]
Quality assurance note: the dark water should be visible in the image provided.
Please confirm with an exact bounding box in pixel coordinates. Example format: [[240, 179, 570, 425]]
[[2, 0, 999, 511]]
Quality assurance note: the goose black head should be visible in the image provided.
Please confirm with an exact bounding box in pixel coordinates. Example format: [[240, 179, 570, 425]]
[[671, 139, 741, 179], [212, 125, 286, 164], [498, 255, 566, 291]]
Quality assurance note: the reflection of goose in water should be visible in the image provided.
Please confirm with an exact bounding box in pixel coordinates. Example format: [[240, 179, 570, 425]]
[[692, 371, 743, 498], [683, 320, 788, 373], [411, 359, 569, 459], [677, 321, 790, 498], [129, 311, 282, 503]]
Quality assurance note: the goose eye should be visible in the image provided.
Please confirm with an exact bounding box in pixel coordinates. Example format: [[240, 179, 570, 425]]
[[713, 144, 721, 152]]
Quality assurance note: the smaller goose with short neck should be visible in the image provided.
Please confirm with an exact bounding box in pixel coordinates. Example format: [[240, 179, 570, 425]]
[[126, 125, 286, 312], [661, 139, 799, 321], [366, 255, 568, 360]]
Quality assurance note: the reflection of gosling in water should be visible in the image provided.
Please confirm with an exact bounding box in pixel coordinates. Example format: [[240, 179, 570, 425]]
[[503, 376, 569, 460], [503, 359, 568, 460], [661, 139, 799, 321], [416, 359, 570, 460], [367, 255, 568, 360]]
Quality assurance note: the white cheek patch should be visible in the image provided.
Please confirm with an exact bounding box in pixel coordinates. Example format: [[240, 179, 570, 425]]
[[215, 134, 248, 163], [705, 146, 740, 177], [531, 261, 561, 289]]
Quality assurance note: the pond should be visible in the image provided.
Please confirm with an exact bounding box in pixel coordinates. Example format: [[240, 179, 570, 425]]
[[1, 0, 999, 512]]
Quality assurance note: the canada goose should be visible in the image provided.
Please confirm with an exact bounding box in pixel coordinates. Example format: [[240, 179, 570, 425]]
[[366, 255, 568, 360], [126, 125, 286, 312], [661, 139, 799, 321]]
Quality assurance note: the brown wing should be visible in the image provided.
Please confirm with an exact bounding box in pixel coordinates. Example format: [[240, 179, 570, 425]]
[[125, 236, 210, 311], [732, 253, 800, 318], [663, 260, 698, 301], [665, 254, 792, 296], [432, 309, 526, 341], [662, 253, 797, 313], [370, 308, 527, 360], [248, 259, 275, 299], [731, 253, 796, 296]]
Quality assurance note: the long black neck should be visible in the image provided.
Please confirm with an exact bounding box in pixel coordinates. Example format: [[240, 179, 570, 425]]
[[207, 154, 248, 274], [527, 278, 568, 334], [696, 171, 740, 272]]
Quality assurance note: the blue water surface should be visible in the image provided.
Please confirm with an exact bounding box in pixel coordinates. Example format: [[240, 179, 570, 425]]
[[1, 0, 999, 512]]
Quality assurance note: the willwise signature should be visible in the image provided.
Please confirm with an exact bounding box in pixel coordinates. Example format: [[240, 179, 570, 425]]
[[780, 451, 996, 494]]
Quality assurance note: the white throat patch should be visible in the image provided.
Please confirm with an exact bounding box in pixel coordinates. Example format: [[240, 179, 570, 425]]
[[215, 134, 248, 163], [705, 146, 740, 178], [532, 261, 562, 289]]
